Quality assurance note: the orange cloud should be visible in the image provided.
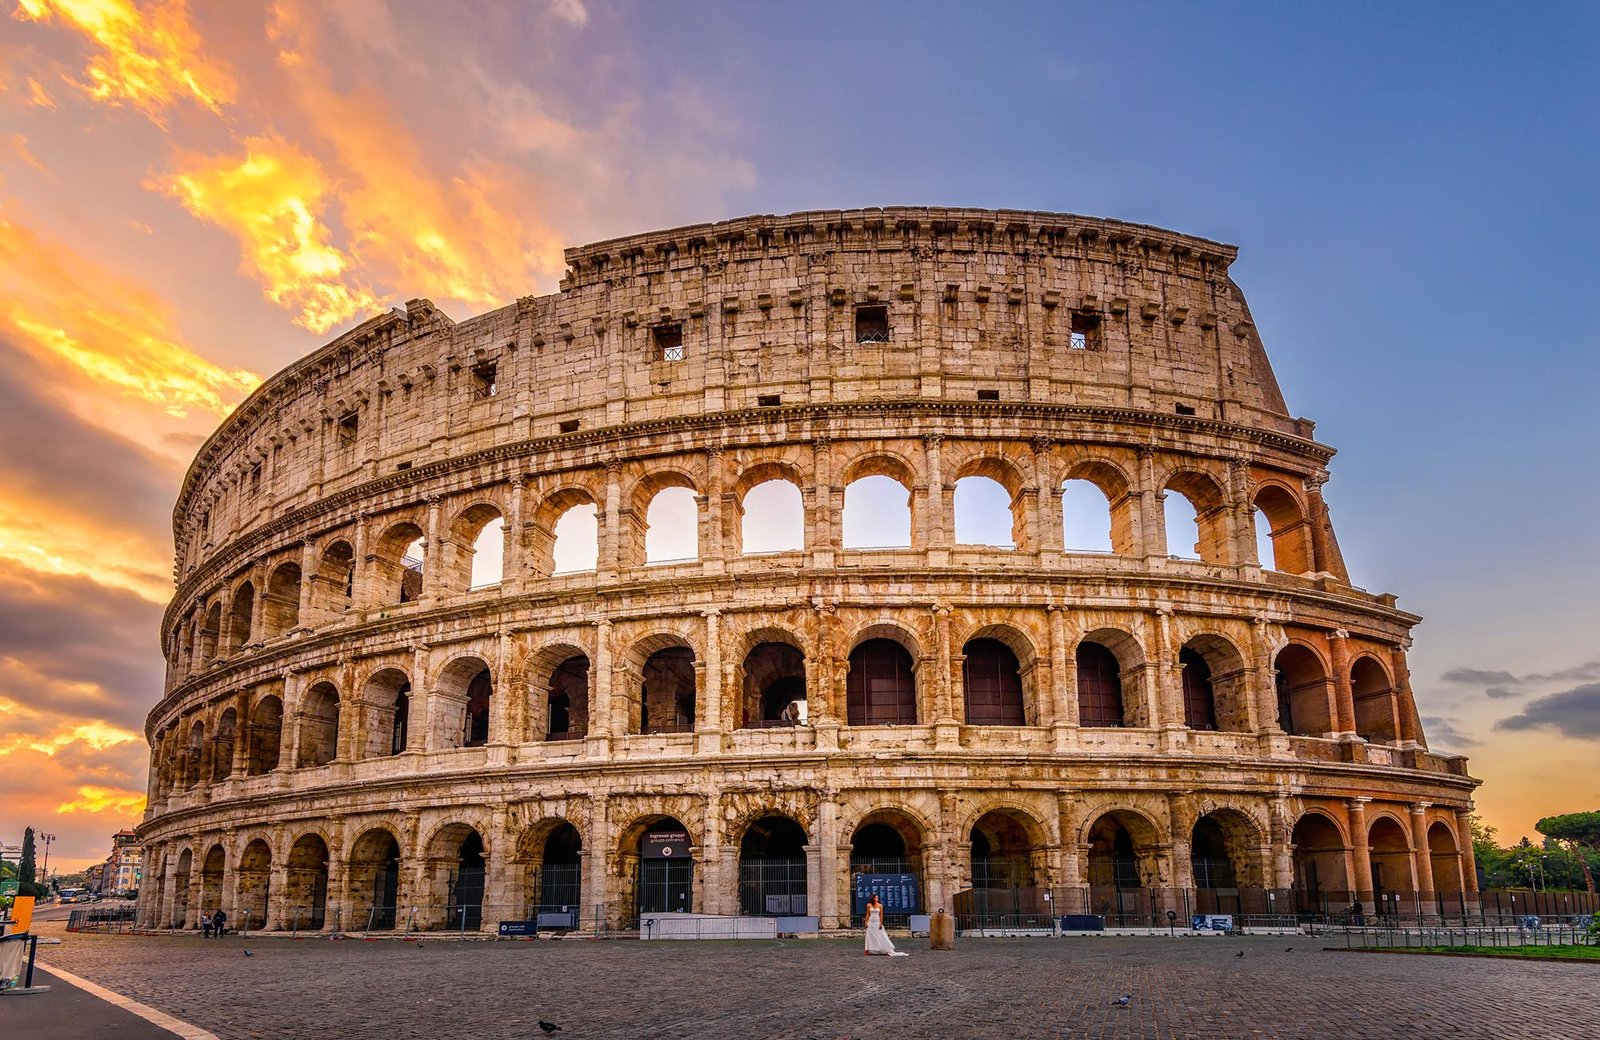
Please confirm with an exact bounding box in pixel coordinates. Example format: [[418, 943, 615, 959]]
[[55, 785, 147, 817], [0, 209, 260, 423], [14, 0, 236, 119], [155, 135, 382, 333]]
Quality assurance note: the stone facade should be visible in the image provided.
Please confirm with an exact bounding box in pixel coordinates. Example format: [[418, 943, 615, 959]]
[[138, 207, 1478, 933]]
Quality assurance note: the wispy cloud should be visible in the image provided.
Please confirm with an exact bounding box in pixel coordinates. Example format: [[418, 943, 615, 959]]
[[155, 135, 382, 333], [1495, 683, 1600, 741], [15, 0, 236, 119]]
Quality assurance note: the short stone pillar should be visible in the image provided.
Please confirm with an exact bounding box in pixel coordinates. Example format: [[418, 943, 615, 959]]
[[929, 908, 955, 951]]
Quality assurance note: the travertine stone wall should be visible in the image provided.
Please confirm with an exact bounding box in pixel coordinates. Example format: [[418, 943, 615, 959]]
[[139, 208, 1476, 933]]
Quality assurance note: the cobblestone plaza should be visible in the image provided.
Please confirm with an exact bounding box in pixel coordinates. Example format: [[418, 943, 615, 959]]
[[29, 923, 1598, 1040]]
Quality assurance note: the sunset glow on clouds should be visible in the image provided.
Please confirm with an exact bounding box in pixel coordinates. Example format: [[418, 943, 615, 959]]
[[1, 0, 755, 872]]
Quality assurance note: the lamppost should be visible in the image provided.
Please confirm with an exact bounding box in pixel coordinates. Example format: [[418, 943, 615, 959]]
[[39, 832, 56, 889]]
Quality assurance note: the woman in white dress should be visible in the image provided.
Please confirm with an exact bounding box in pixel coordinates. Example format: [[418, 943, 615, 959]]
[[862, 894, 909, 956]]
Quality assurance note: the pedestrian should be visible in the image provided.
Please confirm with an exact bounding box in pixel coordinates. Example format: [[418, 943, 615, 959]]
[[211, 907, 227, 938], [201, 911, 213, 939], [862, 894, 908, 957]]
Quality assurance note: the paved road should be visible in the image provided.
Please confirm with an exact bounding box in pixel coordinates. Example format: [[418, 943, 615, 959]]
[[27, 923, 1600, 1040]]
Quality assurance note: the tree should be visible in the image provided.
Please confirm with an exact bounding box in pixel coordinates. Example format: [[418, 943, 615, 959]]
[[18, 827, 36, 885], [1536, 811, 1600, 895]]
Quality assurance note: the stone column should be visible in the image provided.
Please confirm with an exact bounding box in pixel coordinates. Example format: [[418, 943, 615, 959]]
[[1347, 797, 1373, 899], [599, 460, 622, 580], [296, 537, 317, 628], [698, 610, 722, 752], [1137, 446, 1166, 561], [1329, 630, 1357, 737], [423, 494, 445, 601], [815, 792, 840, 929], [587, 620, 613, 756], [1409, 803, 1435, 902], [1455, 809, 1480, 895], [503, 477, 526, 594], [1390, 643, 1422, 747]]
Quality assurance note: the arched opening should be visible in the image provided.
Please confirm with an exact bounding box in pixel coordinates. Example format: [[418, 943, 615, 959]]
[[531, 822, 583, 918], [1275, 643, 1333, 737], [645, 486, 699, 564], [953, 475, 1017, 548], [970, 810, 1036, 889], [359, 669, 411, 759], [1163, 491, 1202, 560], [170, 848, 192, 928], [849, 811, 927, 923], [962, 638, 1024, 725], [247, 696, 282, 775], [546, 655, 589, 741], [1060, 479, 1114, 553], [312, 540, 355, 617], [1351, 656, 1398, 744], [634, 817, 694, 916], [237, 838, 272, 930], [740, 479, 804, 554], [285, 834, 330, 930], [199, 603, 220, 663], [372, 522, 426, 605], [434, 657, 492, 750], [1253, 484, 1313, 574], [738, 815, 808, 916], [1180, 647, 1217, 730], [349, 829, 402, 930], [1291, 812, 1350, 913], [741, 641, 807, 728], [551, 503, 599, 573], [227, 582, 254, 651], [640, 647, 696, 734], [454, 504, 504, 591], [210, 708, 236, 783], [1086, 811, 1159, 922], [449, 830, 487, 931], [1181, 634, 1252, 732], [296, 682, 340, 768], [263, 562, 302, 636], [1163, 471, 1229, 563], [1191, 816, 1238, 889], [1427, 822, 1464, 894], [842, 474, 911, 549], [197, 844, 225, 925], [1076, 641, 1126, 727], [1368, 817, 1414, 905], [962, 809, 1050, 926], [847, 638, 917, 725]]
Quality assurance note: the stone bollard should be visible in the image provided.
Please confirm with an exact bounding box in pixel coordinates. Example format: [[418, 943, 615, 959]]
[[929, 908, 955, 951]]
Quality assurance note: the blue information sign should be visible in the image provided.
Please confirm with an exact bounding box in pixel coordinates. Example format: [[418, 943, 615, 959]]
[[852, 873, 920, 914]]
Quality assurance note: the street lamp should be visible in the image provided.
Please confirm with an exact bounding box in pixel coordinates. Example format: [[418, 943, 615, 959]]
[[39, 833, 56, 888]]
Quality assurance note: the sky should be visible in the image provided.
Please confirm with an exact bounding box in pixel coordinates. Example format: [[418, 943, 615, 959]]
[[1, 1, 1596, 874]]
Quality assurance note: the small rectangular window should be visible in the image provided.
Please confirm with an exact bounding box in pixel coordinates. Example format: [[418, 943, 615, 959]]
[[337, 411, 359, 446], [976, 389, 1000, 401], [1069, 311, 1101, 350], [855, 305, 889, 344], [652, 323, 685, 363], [470, 361, 497, 399], [757, 394, 781, 407], [1175, 403, 1196, 416], [559, 419, 581, 434]]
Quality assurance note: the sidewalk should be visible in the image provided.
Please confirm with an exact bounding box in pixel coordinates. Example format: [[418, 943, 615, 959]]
[[1, 966, 209, 1039]]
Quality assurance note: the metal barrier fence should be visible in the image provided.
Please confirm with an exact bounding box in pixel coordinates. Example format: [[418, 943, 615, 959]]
[[1341, 923, 1596, 950]]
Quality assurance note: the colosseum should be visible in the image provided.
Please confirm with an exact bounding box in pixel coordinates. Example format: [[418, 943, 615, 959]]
[[137, 207, 1480, 936]]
